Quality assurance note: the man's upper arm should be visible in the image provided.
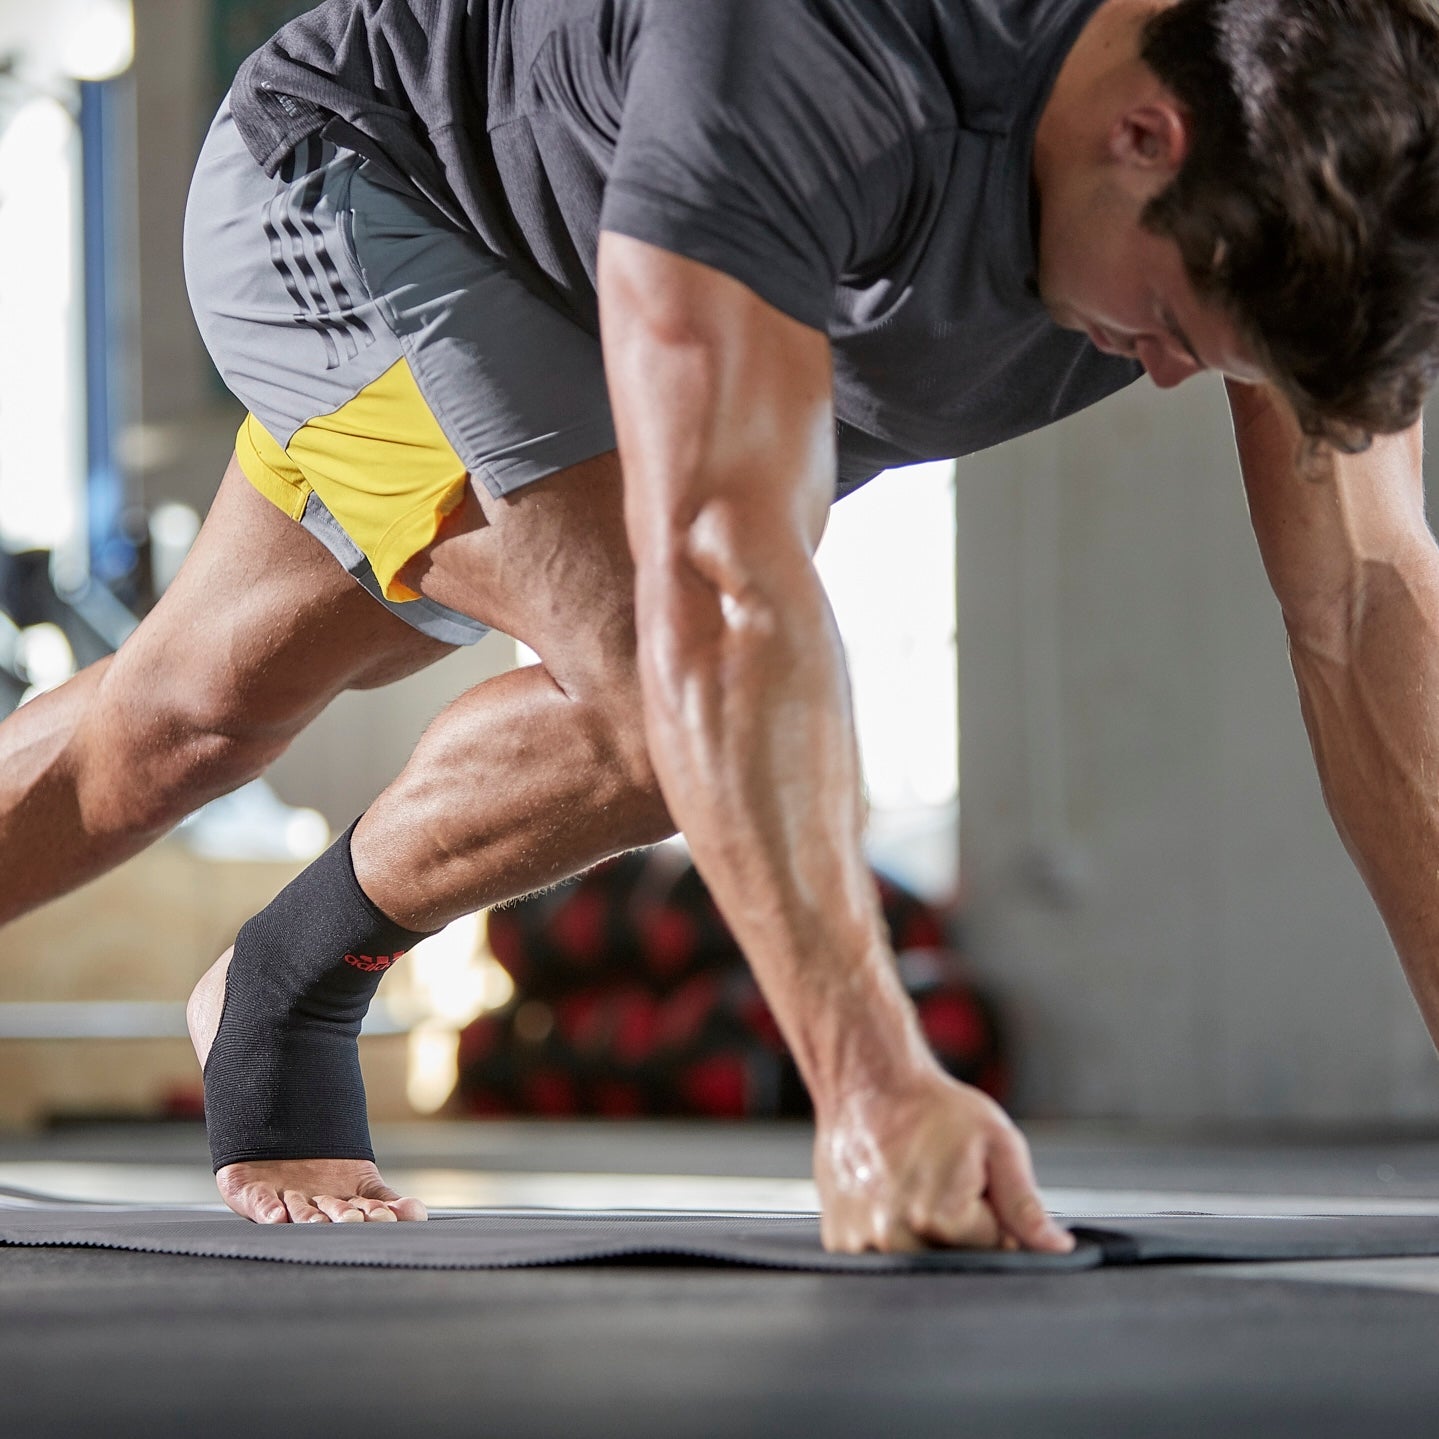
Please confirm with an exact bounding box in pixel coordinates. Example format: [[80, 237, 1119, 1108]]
[[598, 0, 926, 336], [1227, 379, 1430, 644], [597, 232, 835, 583]]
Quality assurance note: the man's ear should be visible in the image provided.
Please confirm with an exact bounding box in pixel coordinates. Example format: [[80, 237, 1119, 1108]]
[[1109, 100, 1190, 177]]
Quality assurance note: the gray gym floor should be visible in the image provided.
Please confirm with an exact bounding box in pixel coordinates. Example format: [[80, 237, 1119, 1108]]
[[4, 1120, 1439, 1437]]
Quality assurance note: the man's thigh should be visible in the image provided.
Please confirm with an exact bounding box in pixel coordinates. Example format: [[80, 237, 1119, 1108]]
[[182, 99, 631, 706], [399, 449, 639, 699], [102, 456, 455, 748]]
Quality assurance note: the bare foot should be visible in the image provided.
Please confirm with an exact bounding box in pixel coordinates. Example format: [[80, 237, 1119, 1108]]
[[186, 948, 428, 1224]]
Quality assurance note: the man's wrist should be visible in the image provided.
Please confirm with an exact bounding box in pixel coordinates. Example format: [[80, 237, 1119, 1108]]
[[797, 963, 942, 1128]]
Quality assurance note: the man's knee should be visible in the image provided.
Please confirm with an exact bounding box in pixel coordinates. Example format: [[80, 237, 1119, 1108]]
[[404, 662, 673, 844], [608, 737, 675, 847], [586, 678, 675, 846], [78, 667, 294, 833]]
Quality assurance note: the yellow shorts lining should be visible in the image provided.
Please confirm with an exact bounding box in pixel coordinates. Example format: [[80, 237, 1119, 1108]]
[[234, 412, 311, 523], [232, 356, 470, 602]]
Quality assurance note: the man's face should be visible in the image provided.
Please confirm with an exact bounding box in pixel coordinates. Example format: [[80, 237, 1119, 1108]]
[[1037, 182, 1267, 390]]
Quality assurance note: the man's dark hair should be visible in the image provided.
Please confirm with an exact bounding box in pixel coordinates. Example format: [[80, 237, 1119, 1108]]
[[1141, 0, 1439, 450]]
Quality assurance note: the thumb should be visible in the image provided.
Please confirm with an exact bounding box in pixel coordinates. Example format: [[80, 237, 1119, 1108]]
[[987, 1128, 1073, 1253]]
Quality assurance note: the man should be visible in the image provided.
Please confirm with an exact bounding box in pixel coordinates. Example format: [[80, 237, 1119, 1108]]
[[4, 0, 1438, 1251]]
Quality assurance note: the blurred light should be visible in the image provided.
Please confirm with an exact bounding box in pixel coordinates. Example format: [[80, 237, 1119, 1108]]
[[178, 779, 332, 862], [816, 461, 959, 813], [813, 461, 960, 902], [15, 620, 76, 709], [403, 912, 513, 1027], [149, 501, 201, 592], [117, 421, 183, 477], [398, 913, 515, 1113], [15, 622, 76, 693], [282, 808, 331, 861], [149, 502, 200, 550], [57, 0, 134, 82], [513, 1000, 554, 1044], [406, 1022, 461, 1115], [0, 96, 83, 552]]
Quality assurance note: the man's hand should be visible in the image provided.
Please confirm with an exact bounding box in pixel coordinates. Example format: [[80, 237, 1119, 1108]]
[[815, 1069, 1074, 1253]]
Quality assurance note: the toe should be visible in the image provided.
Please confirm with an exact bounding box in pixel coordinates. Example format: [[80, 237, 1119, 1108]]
[[241, 1185, 290, 1225], [357, 1178, 428, 1223], [283, 1190, 326, 1224], [316, 1195, 365, 1223]]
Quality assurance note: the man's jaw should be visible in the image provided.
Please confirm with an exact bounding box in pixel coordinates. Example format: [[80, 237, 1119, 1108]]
[[1039, 294, 1120, 350], [1083, 321, 1135, 358]]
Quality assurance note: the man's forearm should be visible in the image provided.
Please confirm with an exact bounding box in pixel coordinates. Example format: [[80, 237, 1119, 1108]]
[[598, 233, 934, 1121], [634, 532, 934, 1121], [1230, 381, 1439, 1044], [1289, 543, 1439, 1042]]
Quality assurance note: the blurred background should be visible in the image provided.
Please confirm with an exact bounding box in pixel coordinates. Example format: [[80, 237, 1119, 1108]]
[[0, 0, 1436, 1139]]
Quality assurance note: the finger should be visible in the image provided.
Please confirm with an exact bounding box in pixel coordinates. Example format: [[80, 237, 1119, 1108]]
[[388, 1197, 429, 1222], [282, 1189, 327, 1224], [873, 1213, 926, 1255], [821, 1199, 876, 1255], [910, 1195, 1004, 1251], [820, 1211, 847, 1254], [316, 1195, 366, 1224], [823, 1194, 919, 1254], [986, 1129, 1074, 1253]]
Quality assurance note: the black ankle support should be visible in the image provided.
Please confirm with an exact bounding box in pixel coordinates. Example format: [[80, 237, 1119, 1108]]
[[203, 822, 434, 1172]]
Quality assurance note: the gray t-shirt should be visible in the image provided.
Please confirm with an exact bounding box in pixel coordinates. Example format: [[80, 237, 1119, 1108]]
[[230, 0, 1141, 494]]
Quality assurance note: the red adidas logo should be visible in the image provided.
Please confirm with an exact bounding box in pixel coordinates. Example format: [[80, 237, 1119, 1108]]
[[344, 951, 406, 973]]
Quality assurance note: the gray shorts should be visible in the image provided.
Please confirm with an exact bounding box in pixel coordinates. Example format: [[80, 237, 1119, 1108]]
[[183, 99, 617, 645]]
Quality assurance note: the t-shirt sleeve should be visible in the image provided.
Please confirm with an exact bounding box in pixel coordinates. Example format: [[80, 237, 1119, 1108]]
[[599, 1, 933, 331]]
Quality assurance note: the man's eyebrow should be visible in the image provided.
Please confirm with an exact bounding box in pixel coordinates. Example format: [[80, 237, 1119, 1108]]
[[1160, 305, 1203, 367]]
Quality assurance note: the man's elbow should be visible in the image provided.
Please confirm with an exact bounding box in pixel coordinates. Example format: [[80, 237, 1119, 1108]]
[[1275, 579, 1359, 666], [1279, 542, 1439, 668], [633, 508, 818, 702]]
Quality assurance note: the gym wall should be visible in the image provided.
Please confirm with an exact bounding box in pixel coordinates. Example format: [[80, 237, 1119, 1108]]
[[957, 377, 1439, 1123]]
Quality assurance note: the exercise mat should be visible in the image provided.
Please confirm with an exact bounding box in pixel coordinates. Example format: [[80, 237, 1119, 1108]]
[[3, 1196, 1439, 1272]]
